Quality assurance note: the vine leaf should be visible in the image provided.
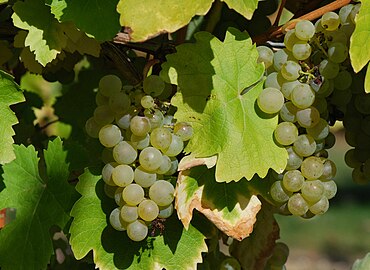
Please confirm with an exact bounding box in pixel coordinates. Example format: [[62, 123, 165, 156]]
[[60, 0, 121, 41], [222, 0, 259, 20], [0, 138, 78, 270], [230, 204, 280, 270], [161, 29, 287, 182], [350, 0, 370, 92], [116, 0, 213, 42], [70, 169, 207, 270], [175, 164, 262, 241], [352, 253, 370, 270], [12, 0, 68, 66], [0, 71, 25, 165]]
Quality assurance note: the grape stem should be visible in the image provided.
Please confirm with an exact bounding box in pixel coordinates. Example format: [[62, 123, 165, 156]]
[[253, 0, 352, 44]]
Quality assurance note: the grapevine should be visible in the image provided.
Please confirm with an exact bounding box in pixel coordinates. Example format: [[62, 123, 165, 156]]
[[0, 0, 369, 269]]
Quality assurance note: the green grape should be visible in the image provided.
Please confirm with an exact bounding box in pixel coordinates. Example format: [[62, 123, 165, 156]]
[[270, 181, 291, 203], [115, 112, 133, 130], [94, 105, 115, 125], [314, 19, 325, 33], [292, 42, 312, 60], [99, 124, 122, 148], [280, 61, 301, 81], [109, 92, 130, 114], [288, 193, 308, 216], [144, 109, 164, 130], [122, 184, 145, 206], [257, 87, 284, 114], [301, 180, 325, 203], [312, 98, 327, 114], [327, 42, 348, 63], [315, 140, 326, 153], [319, 59, 339, 79], [293, 134, 316, 157], [286, 146, 303, 170], [355, 94, 370, 114], [114, 187, 125, 206], [174, 122, 193, 141], [325, 30, 348, 45], [322, 180, 337, 199], [139, 147, 163, 171], [149, 180, 175, 206], [143, 75, 165, 97], [329, 88, 352, 107], [134, 166, 157, 188], [295, 20, 315, 41], [350, 3, 361, 24], [306, 118, 329, 140], [113, 141, 137, 165], [352, 167, 370, 184], [309, 196, 329, 215], [340, 23, 355, 39], [311, 50, 326, 66], [339, 4, 354, 25], [150, 127, 172, 150], [345, 131, 357, 147], [344, 149, 362, 168], [131, 133, 150, 150], [120, 205, 138, 223], [321, 12, 340, 31], [274, 122, 298, 145], [112, 164, 134, 187], [104, 183, 116, 198], [296, 107, 320, 128], [324, 132, 336, 149], [284, 29, 300, 51], [140, 95, 155, 109], [281, 80, 301, 100], [127, 220, 148, 241], [257, 46, 274, 68], [280, 102, 298, 122], [130, 89, 145, 106], [300, 156, 324, 180], [109, 208, 127, 231], [130, 116, 151, 136], [220, 257, 241, 270], [102, 162, 117, 186], [316, 79, 334, 98], [156, 155, 172, 174], [85, 117, 103, 138], [273, 49, 292, 71], [138, 199, 159, 221], [291, 84, 315, 109], [99, 75, 122, 97], [164, 158, 179, 175], [158, 203, 174, 218], [282, 170, 304, 192], [162, 134, 184, 157], [95, 91, 109, 106], [265, 72, 283, 90], [269, 242, 289, 266], [320, 159, 337, 180]]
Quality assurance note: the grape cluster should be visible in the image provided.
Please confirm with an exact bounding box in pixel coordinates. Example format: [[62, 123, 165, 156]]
[[254, 4, 364, 217], [85, 74, 193, 241]]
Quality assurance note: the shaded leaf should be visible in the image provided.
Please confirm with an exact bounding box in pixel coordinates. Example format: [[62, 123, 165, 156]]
[[352, 253, 370, 270], [117, 0, 213, 42], [0, 138, 78, 269], [70, 169, 207, 270], [230, 204, 280, 270], [176, 164, 262, 241], [161, 29, 287, 182], [0, 71, 25, 164]]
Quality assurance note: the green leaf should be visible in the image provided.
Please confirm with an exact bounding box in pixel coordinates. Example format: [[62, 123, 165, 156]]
[[352, 253, 370, 270], [60, 0, 121, 41], [222, 0, 258, 20], [350, 0, 370, 73], [12, 0, 68, 66], [230, 204, 280, 270], [161, 29, 287, 182], [0, 138, 78, 270], [176, 163, 262, 241], [117, 0, 213, 42], [0, 71, 25, 164], [70, 169, 207, 270], [366, 63, 370, 93]]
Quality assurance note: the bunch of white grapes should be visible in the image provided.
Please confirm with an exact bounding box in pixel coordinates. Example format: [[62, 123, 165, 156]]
[[85, 74, 193, 241], [253, 3, 363, 217]]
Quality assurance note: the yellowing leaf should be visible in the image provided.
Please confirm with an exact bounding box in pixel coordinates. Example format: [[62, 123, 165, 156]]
[[117, 0, 213, 42], [161, 29, 287, 182], [222, 0, 258, 20]]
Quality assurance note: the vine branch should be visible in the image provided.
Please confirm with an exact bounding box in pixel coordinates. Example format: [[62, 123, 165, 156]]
[[253, 0, 352, 45]]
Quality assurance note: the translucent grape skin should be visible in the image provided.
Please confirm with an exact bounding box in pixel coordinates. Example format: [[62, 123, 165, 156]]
[[286, 146, 303, 170], [300, 157, 324, 180], [283, 170, 304, 192], [291, 84, 315, 109], [139, 147, 163, 171], [274, 122, 298, 146], [296, 107, 321, 128], [120, 205, 138, 223], [321, 12, 340, 31], [113, 141, 137, 165], [295, 20, 315, 41], [112, 164, 134, 187], [301, 180, 325, 203], [127, 220, 148, 242], [149, 180, 175, 206], [257, 87, 285, 114], [134, 166, 157, 188], [309, 196, 329, 215], [257, 46, 274, 68], [288, 193, 309, 216], [143, 75, 165, 97], [99, 124, 122, 148], [99, 75, 122, 97], [138, 199, 159, 221], [293, 134, 316, 157], [109, 208, 127, 231], [270, 181, 291, 203], [150, 127, 172, 150], [122, 184, 145, 206], [130, 116, 151, 137], [173, 122, 193, 141]]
